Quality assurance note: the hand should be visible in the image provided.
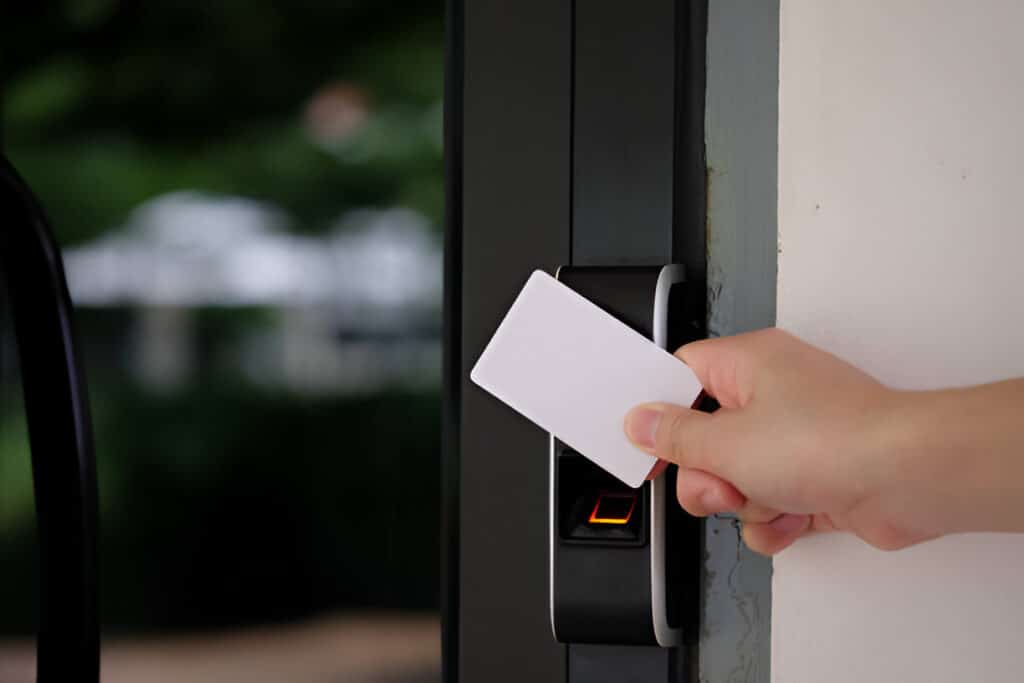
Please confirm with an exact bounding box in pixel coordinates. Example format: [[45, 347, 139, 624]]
[[625, 329, 940, 555]]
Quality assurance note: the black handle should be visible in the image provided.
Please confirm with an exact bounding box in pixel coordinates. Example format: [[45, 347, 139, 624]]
[[0, 157, 100, 682]]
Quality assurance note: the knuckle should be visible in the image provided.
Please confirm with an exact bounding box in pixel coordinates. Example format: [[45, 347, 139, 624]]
[[675, 494, 704, 517], [665, 410, 699, 465], [738, 502, 778, 525], [740, 525, 775, 557], [675, 473, 705, 517]]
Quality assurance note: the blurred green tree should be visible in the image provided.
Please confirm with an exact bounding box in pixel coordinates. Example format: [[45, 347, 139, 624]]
[[2, 0, 444, 244], [0, 1, 444, 634]]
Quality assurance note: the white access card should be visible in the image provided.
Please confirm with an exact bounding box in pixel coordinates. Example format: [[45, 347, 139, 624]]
[[470, 270, 704, 488]]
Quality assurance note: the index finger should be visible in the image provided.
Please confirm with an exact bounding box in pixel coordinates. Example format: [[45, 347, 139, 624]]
[[676, 328, 794, 409]]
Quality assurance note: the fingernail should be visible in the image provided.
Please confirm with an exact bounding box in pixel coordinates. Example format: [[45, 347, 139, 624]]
[[625, 406, 664, 450], [769, 513, 810, 535]]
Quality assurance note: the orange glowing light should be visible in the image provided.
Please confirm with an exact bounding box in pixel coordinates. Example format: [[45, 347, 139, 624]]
[[587, 493, 637, 525]]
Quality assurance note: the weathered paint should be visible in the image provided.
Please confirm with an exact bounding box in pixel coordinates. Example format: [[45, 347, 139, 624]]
[[701, 1, 779, 682]]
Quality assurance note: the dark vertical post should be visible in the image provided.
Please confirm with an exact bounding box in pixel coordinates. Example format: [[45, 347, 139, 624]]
[[572, 0, 677, 267], [441, 1, 464, 680], [0, 159, 100, 683]]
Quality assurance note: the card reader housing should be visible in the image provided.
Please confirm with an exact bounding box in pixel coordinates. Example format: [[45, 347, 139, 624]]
[[550, 265, 702, 647]]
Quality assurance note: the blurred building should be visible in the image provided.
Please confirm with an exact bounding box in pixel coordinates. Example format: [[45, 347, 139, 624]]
[[64, 192, 442, 394]]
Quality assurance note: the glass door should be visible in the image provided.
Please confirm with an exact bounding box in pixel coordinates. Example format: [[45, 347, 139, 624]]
[[2, 3, 443, 681]]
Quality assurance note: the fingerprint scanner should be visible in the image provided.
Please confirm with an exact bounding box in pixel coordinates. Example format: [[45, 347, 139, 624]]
[[588, 492, 637, 525]]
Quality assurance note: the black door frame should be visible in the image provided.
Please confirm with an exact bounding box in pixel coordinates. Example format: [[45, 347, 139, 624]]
[[445, 2, 778, 681], [565, 3, 706, 681], [448, 1, 571, 679], [441, 1, 774, 681]]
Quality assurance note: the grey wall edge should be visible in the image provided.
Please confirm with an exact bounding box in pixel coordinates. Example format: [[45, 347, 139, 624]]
[[701, 1, 779, 682]]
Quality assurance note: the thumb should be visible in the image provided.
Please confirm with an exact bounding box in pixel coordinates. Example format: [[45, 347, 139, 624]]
[[624, 402, 725, 473]]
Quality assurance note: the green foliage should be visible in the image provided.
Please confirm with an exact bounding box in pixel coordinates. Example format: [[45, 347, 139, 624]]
[[0, 382, 441, 633], [2, 1, 444, 245], [3, 59, 91, 131], [0, 401, 34, 533], [0, 1, 445, 635], [7, 112, 442, 245]]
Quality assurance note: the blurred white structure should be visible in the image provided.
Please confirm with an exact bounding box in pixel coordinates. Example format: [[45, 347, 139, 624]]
[[64, 193, 442, 393], [65, 192, 441, 313]]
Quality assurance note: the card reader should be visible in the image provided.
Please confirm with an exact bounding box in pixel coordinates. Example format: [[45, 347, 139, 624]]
[[549, 265, 702, 647]]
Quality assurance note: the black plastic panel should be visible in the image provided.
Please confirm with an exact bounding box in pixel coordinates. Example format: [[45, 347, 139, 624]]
[[557, 266, 661, 338], [570, 644, 672, 683], [573, 0, 677, 266], [553, 445, 656, 645]]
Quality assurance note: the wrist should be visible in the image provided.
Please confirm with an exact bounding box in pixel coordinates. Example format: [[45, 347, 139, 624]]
[[853, 388, 968, 539], [863, 388, 931, 495], [879, 384, 1024, 536]]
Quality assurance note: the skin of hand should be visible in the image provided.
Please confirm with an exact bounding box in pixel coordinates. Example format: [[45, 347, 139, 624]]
[[624, 328, 1024, 556]]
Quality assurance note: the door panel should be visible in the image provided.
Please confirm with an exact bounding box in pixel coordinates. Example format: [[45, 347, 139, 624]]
[[457, 0, 571, 680], [451, 2, 721, 681]]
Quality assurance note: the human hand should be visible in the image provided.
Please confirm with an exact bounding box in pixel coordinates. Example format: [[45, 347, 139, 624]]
[[624, 328, 942, 555]]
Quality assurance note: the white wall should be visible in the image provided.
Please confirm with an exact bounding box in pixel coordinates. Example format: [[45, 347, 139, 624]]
[[776, 1, 1024, 681]]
